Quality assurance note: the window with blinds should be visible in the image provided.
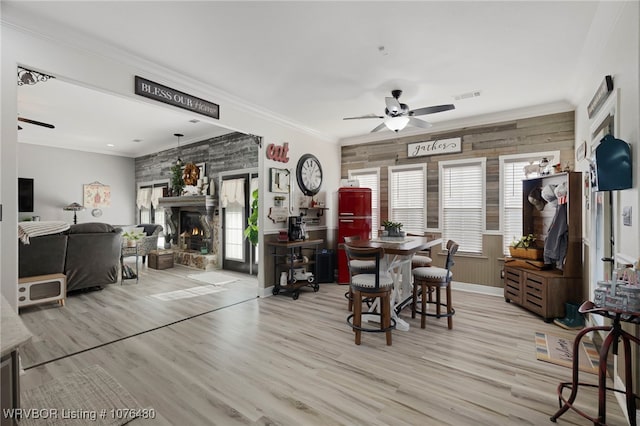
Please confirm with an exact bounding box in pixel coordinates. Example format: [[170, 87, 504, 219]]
[[439, 159, 485, 253], [499, 151, 559, 255], [388, 165, 426, 235], [348, 168, 380, 237]]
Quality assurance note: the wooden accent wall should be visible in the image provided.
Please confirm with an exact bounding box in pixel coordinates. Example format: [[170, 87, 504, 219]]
[[341, 111, 575, 231], [135, 132, 258, 192], [342, 111, 576, 287]]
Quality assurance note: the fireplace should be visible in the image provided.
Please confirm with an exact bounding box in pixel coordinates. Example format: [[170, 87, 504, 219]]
[[158, 195, 217, 258], [180, 211, 208, 251]]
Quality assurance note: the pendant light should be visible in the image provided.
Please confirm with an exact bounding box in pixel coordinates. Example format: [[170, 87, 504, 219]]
[[174, 133, 184, 165]]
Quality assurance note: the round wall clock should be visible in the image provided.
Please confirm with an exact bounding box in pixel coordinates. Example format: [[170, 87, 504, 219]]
[[296, 154, 323, 196]]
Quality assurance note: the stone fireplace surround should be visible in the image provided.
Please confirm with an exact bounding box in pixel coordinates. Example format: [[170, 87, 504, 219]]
[[157, 195, 218, 270]]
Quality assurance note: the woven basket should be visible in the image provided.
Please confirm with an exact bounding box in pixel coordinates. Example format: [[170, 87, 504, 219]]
[[509, 246, 543, 260]]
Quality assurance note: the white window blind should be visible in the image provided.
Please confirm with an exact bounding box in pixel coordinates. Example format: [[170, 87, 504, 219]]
[[349, 169, 379, 238], [389, 165, 426, 235], [440, 160, 485, 253], [499, 151, 559, 255]]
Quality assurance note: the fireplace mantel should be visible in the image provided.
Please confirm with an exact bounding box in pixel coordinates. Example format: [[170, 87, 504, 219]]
[[157, 195, 217, 210]]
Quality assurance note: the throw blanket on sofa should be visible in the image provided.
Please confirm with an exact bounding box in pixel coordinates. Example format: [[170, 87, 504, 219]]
[[18, 221, 70, 244]]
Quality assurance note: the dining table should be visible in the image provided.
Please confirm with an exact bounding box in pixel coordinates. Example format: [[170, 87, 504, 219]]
[[346, 236, 443, 331]]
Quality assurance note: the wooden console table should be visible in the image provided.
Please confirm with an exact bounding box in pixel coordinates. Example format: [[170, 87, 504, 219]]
[[550, 301, 640, 425]]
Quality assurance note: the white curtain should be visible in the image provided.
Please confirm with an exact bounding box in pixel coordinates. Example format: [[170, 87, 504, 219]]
[[151, 187, 164, 209], [136, 188, 152, 209], [220, 178, 246, 208]]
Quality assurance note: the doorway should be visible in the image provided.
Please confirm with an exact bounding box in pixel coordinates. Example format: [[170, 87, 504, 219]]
[[221, 171, 258, 275]]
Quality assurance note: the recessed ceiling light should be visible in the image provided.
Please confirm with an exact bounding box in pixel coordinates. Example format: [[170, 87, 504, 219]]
[[132, 139, 143, 143], [107, 144, 115, 147]]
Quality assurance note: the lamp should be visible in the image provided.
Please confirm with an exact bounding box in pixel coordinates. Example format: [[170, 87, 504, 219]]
[[174, 133, 184, 165], [63, 202, 85, 224], [385, 116, 410, 132]]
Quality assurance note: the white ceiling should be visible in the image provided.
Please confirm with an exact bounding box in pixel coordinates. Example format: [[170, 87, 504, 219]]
[[6, 1, 606, 157]]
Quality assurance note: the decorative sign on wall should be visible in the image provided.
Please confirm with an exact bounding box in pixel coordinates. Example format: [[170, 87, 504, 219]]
[[266, 142, 290, 163], [83, 181, 111, 217], [134, 76, 219, 119], [407, 137, 462, 158], [587, 75, 613, 119]]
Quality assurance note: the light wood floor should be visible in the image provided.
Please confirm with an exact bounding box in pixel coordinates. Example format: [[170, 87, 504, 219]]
[[19, 264, 629, 425]]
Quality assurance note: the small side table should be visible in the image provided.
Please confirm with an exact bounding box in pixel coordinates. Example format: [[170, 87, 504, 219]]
[[120, 245, 139, 284], [550, 301, 640, 425]]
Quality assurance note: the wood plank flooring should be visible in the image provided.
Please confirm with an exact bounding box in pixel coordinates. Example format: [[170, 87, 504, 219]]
[[19, 265, 629, 425]]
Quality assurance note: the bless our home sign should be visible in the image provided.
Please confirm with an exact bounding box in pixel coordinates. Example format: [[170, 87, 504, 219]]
[[407, 137, 462, 158]]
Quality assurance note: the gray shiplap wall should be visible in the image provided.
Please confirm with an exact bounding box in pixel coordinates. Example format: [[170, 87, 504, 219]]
[[342, 111, 575, 231], [134, 132, 259, 193], [341, 111, 576, 287]]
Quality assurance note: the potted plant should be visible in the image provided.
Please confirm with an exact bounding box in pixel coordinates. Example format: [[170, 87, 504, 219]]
[[122, 230, 144, 247], [382, 220, 404, 237], [170, 163, 184, 196], [509, 234, 542, 259]]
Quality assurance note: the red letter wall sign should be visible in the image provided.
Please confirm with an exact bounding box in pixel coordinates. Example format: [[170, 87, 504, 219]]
[[266, 142, 290, 163]]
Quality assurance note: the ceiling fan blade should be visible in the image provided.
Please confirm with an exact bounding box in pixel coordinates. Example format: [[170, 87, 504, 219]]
[[385, 97, 402, 115], [343, 114, 384, 120], [370, 122, 388, 133], [408, 117, 433, 129], [409, 104, 455, 116], [18, 117, 55, 129]]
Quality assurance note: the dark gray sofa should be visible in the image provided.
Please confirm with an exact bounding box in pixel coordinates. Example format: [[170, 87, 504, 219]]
[[19, 223, 122, 292]]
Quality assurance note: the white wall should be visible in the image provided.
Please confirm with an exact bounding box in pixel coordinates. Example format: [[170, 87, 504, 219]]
[[574, 0, 639, 267], [1, 21, 339, 306], [18, 143, 135, 226]]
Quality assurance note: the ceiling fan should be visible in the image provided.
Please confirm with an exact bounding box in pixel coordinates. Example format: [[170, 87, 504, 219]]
[[17, 116, 55, 131], [343, 89, 455, 133]]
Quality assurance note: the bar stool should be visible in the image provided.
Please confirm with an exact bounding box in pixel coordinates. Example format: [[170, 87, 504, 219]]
[[411, 240, 458, 329], [407, 233, 433, 268], [344, 235, 376, 311], [344, 244, 395, 345]]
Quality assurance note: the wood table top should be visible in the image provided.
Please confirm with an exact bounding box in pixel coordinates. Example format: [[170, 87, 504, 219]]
[[345, 236, 442, 255]]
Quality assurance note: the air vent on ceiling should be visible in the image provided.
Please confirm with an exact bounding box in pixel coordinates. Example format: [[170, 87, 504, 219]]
[[454, 90, 482, 101]]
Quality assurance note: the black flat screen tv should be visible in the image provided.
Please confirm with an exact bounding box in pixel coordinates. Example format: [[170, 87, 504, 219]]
[[18, 178, 34, 212]]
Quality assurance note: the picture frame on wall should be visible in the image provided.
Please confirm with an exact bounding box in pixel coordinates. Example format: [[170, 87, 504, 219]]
[[270, 168, 290, 193]]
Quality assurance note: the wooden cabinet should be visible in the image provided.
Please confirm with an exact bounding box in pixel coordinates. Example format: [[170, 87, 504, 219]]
[[504, 267, 582, 320], [504, 172, 583, 320]]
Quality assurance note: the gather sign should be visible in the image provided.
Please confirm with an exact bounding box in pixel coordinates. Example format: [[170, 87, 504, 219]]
[[407, 137, 462, 158]]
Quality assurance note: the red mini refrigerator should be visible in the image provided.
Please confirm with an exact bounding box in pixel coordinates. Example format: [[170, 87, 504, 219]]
[[338, 187, 372, 284]]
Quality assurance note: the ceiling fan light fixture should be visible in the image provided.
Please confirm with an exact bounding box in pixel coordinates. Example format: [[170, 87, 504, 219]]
[[385, 116, 409, 132]]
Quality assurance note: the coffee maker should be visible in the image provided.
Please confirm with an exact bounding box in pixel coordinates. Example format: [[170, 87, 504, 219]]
[[288, 216, 305, 241]]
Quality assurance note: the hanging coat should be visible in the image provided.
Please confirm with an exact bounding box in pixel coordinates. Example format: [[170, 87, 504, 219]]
[[544, 203, 568, 269]]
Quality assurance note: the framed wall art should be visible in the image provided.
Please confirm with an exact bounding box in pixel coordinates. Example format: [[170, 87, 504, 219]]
[[83, 181, 111, 217], [270, 168, 290, 193]]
